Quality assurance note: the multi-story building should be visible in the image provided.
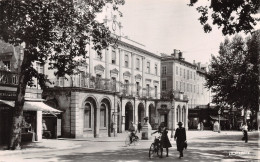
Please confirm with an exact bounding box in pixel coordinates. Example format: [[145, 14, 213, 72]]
[[0, 41, 60, 146], [43, 32, 162, 137], [161, 50, 211, 129]]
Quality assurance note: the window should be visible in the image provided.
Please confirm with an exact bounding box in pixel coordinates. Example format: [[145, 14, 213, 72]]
[[184, 69, 186, 78], [100, 104, 106, 127], [112, 50, 116, 64], [3, 61, 10, 70], [162, 66, 166, 75], [187, 70, 189, 79], [124, 80, 129, 94], [154, 86, 157, 98], [111, 77, 116, 91], [136, 58, 140, 70], [146, 84, 150, 96], [36, 62, 44, 74], [180, 68, 182, 76], [155, 64, 158, 75], [96, 52, 101, 60], [176, 81, 179, 90], [162, 80, 166, 91], [136, 82, 140, 96], [176, 66, 178, 75], [124, 54, 129, 67], [147, 62, 150, 73], [84, 103, 91, 128]]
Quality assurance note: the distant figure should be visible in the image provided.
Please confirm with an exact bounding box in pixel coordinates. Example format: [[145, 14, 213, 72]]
[[197, 122, 200, 131], [200, 122, 204, 131], [138, 122, 142, 133], [128, 122, 136, 144], [174, 122, 187, 158], [242, 123, 248, 143]]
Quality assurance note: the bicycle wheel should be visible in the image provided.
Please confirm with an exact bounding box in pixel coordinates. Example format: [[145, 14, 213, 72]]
[[125, 135, 130, 146], [149, 143, 157, 159], [133, 136, 139, 146]]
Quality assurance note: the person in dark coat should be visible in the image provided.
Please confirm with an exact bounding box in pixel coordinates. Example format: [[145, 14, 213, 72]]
[[174, 122, 187, 158], [138, 122, 142, 133], [151, 122, 172, 157]]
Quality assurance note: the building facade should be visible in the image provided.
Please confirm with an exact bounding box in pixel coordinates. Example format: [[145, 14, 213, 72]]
[[161, 50, 210, 129]]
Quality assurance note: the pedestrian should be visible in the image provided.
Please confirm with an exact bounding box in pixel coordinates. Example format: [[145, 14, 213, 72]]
[[151, 122, 172, 158], [138, 122, 142, 133], [200, 122, 204, 131], [128, 122, 136, 144], [197, 122, 200, 131], [242, 123, 248, 143], [174, 122, 187, 158]]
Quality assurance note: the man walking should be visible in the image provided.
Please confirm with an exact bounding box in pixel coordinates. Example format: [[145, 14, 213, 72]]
[[174, 122, 187, 158]]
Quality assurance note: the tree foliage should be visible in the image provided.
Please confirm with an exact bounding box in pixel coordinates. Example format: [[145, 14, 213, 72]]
[[0, 0, 124, 150], [189, 0, 260, 35], [206, 31, 259, 112]]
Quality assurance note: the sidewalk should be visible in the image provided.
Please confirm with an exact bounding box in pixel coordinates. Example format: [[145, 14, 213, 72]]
[[0, 130, 256, 156]]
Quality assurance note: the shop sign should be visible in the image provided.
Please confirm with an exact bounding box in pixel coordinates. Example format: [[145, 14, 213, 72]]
[[0, 90, 16, 99]]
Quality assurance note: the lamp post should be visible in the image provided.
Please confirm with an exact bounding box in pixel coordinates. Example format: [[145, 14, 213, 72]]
[[218, 108, 221, 133], [171, 105, 175, 138]]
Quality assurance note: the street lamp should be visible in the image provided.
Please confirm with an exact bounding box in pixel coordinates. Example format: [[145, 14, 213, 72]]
[[171, 105, 174, 138]]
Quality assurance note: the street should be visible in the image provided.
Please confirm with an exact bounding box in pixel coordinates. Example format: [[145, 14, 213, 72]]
[[0, 131, 258, 162]]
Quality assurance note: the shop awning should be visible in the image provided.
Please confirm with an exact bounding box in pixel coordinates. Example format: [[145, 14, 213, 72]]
[[210, 115, 228, 121], [0, 99, 62, 113]]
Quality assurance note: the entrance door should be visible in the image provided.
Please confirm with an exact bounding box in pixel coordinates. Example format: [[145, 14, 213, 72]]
[[125, 102, 133, 130]]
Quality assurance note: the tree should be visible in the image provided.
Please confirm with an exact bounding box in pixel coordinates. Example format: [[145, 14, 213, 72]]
[[189, 0, 260, 35], [206, 31, 259, 123], [0, 0, 124, 150]]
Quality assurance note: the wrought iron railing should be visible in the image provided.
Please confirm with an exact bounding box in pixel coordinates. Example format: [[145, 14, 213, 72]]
[[0, 70, 18, 85], [49, 74, 158, 99]]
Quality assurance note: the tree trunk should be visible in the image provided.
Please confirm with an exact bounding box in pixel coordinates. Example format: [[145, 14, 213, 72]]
[[8, 51, 29, 150]]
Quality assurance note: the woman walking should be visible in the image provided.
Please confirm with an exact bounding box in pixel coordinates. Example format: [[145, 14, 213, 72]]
[[151, 122, 172, 158], [174, 122, 187, 158]]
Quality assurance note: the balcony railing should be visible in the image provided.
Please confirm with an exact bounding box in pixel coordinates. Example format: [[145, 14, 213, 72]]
[[49, 74, 159, 99], [0, 70, 18, 85]]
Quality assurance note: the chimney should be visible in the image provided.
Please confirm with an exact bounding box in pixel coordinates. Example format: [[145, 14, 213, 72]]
[[179, 52, 183, 59], [197, 62, 201, 69], [193, 60, 196, 65]]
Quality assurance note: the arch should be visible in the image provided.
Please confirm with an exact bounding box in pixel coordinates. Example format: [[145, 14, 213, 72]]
[[138, 102, 145, 124], [125, 101, 133, 130], [148, 103, 156, 129], [83, 96, 98, 137], [100, 98, 112, 137]]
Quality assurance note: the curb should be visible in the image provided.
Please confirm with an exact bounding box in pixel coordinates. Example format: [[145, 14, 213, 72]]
[[0, 144, 81, 156]]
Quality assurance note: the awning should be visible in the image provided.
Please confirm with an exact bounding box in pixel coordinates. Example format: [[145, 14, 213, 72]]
[[210, 115, 228, 121], [0, 99, 62, 113]]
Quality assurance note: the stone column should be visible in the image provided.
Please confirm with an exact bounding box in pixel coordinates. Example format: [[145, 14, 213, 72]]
[[119, 49, 123, 92], [36, 111, 42, 141], [95, 107, 100, 138], [70, 92, 83, 138], [185, 104, 189, 129], [105, 47, 110, 80], [142, 57, 145, 96], [131, 53, 135, 96]]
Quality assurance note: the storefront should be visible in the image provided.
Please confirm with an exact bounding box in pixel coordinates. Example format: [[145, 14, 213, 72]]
[[0, 98, 61, 146]]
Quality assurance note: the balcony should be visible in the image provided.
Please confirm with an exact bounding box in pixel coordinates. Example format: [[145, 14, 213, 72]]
[[48, 74, 159, 99], [0, 70, 18, 86]]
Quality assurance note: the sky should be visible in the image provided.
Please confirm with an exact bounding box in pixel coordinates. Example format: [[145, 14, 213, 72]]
[[105, 0, 257, 65]]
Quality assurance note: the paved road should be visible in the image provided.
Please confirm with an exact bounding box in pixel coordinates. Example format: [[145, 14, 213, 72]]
[[0, 131, 258, 162]]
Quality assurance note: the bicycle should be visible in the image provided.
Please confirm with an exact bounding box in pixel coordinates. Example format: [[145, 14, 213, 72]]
[[125, 131, 139, 146], [149, 134, 162, 159]]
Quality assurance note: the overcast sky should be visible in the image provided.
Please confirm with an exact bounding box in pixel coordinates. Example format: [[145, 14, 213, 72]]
[[107, 0, 225, 64]]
